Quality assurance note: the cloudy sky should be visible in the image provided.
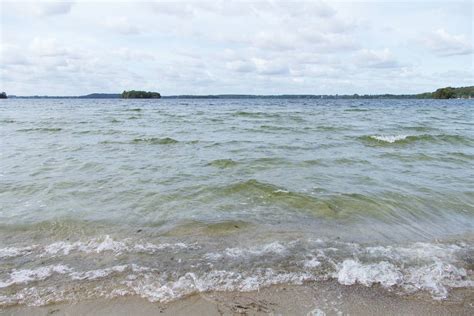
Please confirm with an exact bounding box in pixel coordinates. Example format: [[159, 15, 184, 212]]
[[1, 0, 473, 96]]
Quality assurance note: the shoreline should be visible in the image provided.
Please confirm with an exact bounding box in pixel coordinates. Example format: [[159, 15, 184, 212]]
[[2, 281, 473, 315]]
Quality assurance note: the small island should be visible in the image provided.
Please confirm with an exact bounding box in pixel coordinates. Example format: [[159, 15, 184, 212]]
[[0, 92, 7, 99], [121, 90, 161, 99], [417, 86, 474, 99]]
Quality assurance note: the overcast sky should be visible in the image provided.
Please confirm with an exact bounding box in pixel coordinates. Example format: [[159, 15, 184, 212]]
[[1, 0, 473, 95]]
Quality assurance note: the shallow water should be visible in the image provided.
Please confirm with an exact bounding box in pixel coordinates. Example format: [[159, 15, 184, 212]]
[[0, 98, 473, 306]]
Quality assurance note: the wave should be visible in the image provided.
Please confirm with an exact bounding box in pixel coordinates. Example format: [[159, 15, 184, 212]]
[[369, 135, 409, 143], [218, 179, 324, 211], [0, 246, 34, 258], [132, 137, 179, 145], [233, 111, 281, 118], [344, 108, 370, 112], [207, 159, 238, 168], [0, 237, 472, 306], [99, 137, 183, 145], [0, 235, 195, 261], [361, 134, 472, 145], [0, 264, 71, 289], [162, 220, 251, 237], [259, 125, 296, 132], [0, 119, 15, 123], [17, 127, 62, 132], [215, 180, 400, 219]]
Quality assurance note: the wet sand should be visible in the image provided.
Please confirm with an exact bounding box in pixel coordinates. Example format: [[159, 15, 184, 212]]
[[2, 281, 473, 315]]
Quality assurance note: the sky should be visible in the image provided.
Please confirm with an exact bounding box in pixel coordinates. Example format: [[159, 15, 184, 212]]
[[0, 0, 473, 96]]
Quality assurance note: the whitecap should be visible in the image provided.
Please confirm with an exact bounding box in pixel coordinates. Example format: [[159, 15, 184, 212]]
[[370, 135, 408, 143], [0, 265, 71, 288]]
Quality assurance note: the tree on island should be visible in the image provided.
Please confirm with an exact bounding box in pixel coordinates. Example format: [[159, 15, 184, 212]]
[[0, 92, 7, 99], [432, 87, 456, 99], [121, 90, 161, 99]]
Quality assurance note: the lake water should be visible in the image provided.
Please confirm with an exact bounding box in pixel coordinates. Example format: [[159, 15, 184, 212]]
[[0, 98, 473, 306]]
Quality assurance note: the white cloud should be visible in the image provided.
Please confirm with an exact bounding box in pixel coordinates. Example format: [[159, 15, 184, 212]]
[[30, 37, 69, 57], [0, 44, 30, 65], [355, 48, 401, 68], [226, 60, 256, 73], [148, 2, 195, 17], [1, 1, 472, 95], [29, 1, 75, 16], [148, 0, 336, 19], [268, 0, 336, 18], [103, 17, 141, 35], [114, 48, 156, 61], [423, 29, 473, 56], [253, 58, 290, 76]]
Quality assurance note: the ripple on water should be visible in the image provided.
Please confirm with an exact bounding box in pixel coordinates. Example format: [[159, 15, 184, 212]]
[[1, 98, 473, 307], [207, 159, 238, 169], [17, 127, 62, 132], [132, 137, 179, 145]]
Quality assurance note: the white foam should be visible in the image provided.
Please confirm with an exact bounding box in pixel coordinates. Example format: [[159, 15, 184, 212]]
[[70, 265, 128, 281], [404, 262, 472, 299], [364, 242, 462, 263], [335, 257, 473, 300], [44, 241, 82, 255], [370, 135, 408, 143], [41, 235, 193, 257], [307, 308, 326, 316], [70, 264, 151, 281], [336, 260, 402, 288], [132, 242, 190, 252], [221, 242, 287, 258], [273, 189, 290, 194], [0, 265, 71, 288], [93, 235, 127, 253], [0, 239, 472, 305], [123, 269, 317, 303], [304, 257, 321, 268], [0, 246, 35, 258]]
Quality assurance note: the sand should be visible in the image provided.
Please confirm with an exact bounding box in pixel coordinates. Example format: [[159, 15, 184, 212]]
[[2, 281, 473, 315]]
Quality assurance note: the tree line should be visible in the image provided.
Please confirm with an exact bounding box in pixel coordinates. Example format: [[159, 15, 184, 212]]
[[121, 90, 161, 99]]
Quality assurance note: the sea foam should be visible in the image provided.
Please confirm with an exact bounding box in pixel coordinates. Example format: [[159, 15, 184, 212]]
[[369, 135, 408, 143], [1, 238, 472, 306]]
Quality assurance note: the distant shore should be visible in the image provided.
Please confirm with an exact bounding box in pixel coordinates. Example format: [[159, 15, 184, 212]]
[[4, 281, 473, 316], [5, 84, 474, 100]]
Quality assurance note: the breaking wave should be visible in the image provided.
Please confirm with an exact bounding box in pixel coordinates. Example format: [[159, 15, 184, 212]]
[[0, 236, 472, 306], [361, 134, 472, 145]]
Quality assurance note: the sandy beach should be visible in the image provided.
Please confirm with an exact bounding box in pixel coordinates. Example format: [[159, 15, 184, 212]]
[[2, 281, 473, 316]]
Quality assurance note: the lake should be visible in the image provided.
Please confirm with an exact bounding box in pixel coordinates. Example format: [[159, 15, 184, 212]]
[[0, 98, 473, 306]]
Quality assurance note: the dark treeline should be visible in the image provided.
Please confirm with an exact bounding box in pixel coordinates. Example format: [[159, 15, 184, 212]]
[[5, 86, 473, 99], [121, 90, 161, 99], [162, 94, 417, 99], [431, 86, 474, 99]]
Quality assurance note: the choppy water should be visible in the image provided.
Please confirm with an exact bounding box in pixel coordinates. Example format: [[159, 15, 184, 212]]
[[0, 98, 473, 306]]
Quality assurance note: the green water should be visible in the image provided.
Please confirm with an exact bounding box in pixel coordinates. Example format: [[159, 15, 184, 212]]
[[0, 98, 473, 305]]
